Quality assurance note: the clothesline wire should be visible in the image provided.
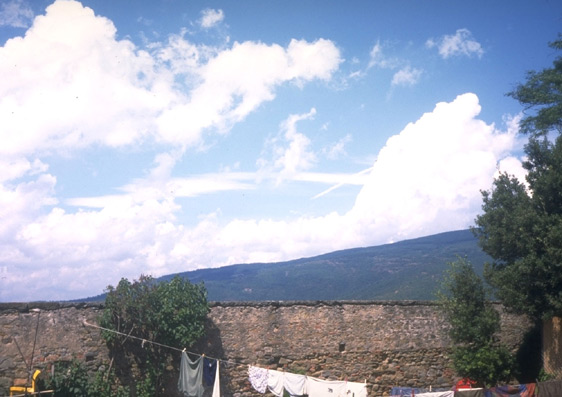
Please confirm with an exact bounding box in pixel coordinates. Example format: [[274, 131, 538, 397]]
[[83, 320, 368, 385], [84, 320, 262, 368]]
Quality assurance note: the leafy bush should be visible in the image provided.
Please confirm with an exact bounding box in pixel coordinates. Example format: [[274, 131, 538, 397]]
[[100, 274, 209, 396], [45, 360, 129, 397]]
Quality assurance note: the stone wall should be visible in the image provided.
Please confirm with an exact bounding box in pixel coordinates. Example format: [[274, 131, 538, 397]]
[[0, 301, 530, 396], [0, 302, 108, 395], [543, 316, 562, 379]]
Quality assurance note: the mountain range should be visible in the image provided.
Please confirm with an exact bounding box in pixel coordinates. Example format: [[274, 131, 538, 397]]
[[79, 229, 490, 302], [156, 228, 490, 301]]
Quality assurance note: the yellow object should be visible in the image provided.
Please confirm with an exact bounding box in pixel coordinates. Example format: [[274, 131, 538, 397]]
[[9, 369, 41, 396]]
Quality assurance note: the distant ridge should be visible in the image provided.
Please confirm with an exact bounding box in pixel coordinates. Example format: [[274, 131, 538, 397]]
[[78, 229, 489, 302]]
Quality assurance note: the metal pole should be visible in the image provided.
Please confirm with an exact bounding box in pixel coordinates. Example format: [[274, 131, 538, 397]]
[[26, 308, 41, 396]]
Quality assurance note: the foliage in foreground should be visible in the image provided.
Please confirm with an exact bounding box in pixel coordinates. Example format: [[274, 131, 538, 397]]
[[99, 274, 209, 396], [44, 359, 129, 397], [437, 258, 514, 386], [474, 35, 562, 321]]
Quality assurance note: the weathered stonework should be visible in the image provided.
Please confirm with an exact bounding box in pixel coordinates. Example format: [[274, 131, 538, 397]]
[[0, 301, 530, 396], [543, 316, 562, 379]]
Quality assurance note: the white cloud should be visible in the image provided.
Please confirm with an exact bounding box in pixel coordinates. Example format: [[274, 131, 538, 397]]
[[1, 1, 341, 156], [0, 1, 525, 302], [156, 38, 341, 146], [311, 167, 373, 199], [0, 93, 525, 301], [368, 40, 399, 69], [258, 108, 318, 182], [294, 170, 369, 186], [154, 31, 202, 76], [367, 42, 422, 88], [391, 66, 422, 86], [199, 8, 224, 29], [0, 157, 48, 183], [0, 0, 33, 28], [426, 29, 484, 59], [0, 0, 345, 301], [322, 134, 352, 160], [349, 93, 520, 243], [0, 0, 169, 156]]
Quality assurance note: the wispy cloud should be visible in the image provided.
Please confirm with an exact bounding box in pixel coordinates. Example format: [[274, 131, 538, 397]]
[[368, 41, 399, 69], [0, 0, 33, 28], [0, 90, 525, 301], [66, 173, 256, 208], [426, 28, 484, 59], [0, 0, 344, 300], [0, 0, 529, 302], [199, 8, 224, 29], [391, 66, 423, 86], [367, 41, 423, 88], [258, 109, 318, 183], [322, 134, 352, 160], [311, 167, 372, 199]]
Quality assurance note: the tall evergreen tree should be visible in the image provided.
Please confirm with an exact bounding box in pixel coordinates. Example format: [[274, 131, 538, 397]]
[[473, 35, 562, 321], [437, 258, 514, 386]]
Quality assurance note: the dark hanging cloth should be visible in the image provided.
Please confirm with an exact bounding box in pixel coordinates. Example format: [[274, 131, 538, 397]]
[[203, 357, 217, 386], [483, 383, 536, 396], [178, 351, 204, 397]]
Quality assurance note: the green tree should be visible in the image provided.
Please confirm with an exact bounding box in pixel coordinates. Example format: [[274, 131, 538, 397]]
[[473, 35, 562, 321], [45, 359, 129, 397], [100, 275, 209, 396], [507, 35, 562, 137], [437, 258, 514, 386]]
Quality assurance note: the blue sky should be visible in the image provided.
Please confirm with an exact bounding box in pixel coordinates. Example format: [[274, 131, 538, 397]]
[[1, 0, 560, 301]]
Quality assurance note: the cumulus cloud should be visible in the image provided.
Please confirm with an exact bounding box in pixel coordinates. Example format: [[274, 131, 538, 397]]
[[0, 1, 524, 302], [0, 0, 344, 301], [193, 93, 524, 260], [0, 92, 524, 301], [199, 8, 224, 29], [0, 1, 341, 156], [0, 0, 168, 156], [0, 0, 34, 28], [349, 93, 522, 243], [426, 29, 484, 59]]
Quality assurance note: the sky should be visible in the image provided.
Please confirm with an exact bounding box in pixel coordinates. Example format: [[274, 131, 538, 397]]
[[1, 0, 561, 302]]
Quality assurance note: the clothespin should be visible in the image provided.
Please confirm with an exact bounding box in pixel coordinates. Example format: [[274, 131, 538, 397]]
[[183, 348, 186, 352], [141, 339, 146, 348]]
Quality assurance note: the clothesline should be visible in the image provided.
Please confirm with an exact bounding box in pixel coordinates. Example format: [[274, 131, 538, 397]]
[[82, 320, 374, 388], [83, 320, 237, 366], [83, 320, 364, 382]]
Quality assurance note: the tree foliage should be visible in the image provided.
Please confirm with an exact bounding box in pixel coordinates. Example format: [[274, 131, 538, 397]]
[[437, 258, 514, 386], [44, 359, 129, 397], [474, 35, 562, 321], [100, 275, 209, 396], [508, 35, 562, 136]]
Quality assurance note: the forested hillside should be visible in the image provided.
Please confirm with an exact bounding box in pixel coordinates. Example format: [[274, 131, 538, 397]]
[[160, 229, 490, 301]]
